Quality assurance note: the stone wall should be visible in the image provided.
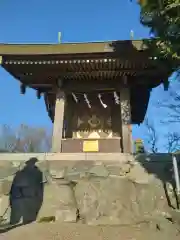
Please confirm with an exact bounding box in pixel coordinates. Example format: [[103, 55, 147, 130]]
[[0, 153, 180, 227]]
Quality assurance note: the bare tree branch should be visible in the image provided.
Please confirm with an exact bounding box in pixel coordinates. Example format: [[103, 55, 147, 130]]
[[166, 132, 180, 153], [158, 85, 180, 124], [144, 118, 180, 153], [0, 124, 51, 153], [144, 118, 158, 153]]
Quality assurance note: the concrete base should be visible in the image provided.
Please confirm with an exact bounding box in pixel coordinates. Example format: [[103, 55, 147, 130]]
[[0, 153, 134, 162], [0, 152, 176, 162]]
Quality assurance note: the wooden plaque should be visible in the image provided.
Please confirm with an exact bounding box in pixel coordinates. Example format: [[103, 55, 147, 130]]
[[83, 140, 99, 152]]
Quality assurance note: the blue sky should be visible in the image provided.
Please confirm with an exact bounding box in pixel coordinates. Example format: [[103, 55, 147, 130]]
[[0, 0, 177, 151]]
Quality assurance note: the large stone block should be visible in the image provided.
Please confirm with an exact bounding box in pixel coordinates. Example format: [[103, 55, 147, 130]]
[[55, 207, 77, 223], [0, 161, 14, 168], [64, 161, 95, 181], [48, 161, 111, 181], [0, 177, 14, 196], [0, 163, 18, 180], [88, 164, 109, 177], [74, 177, 169, 225], [0, 195, 10, 224], [169, 209, 180, 225], [37, 183, 77, 223], [105, 163, 131, 177], [127, 163, 155, 184], [48, 161, 75, 180]]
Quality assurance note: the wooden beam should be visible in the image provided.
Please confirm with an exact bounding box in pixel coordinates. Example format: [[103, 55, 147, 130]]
[[120, 86, 133, 153], [51, 90, 65, 152], [64, 81, 121, 93], [0, 40, 146, 56], [7, 68, 161, 77], [4, 68, 168, 87]]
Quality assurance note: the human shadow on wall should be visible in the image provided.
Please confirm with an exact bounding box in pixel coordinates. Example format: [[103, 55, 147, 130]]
[[1, 157, 44, 233], [135, 154, 180, 210]]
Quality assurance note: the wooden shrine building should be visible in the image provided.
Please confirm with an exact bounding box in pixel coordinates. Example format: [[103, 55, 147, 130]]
[[0, 40, 172, 153]]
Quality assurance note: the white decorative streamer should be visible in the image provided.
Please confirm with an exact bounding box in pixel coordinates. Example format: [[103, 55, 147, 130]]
[[84, 94, 91, 108], [72, 93, 78, 103], [98, 94, 107, 108], [113, 91, 120, 105]]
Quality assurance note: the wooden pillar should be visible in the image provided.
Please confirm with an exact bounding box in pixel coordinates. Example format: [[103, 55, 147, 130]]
[[51, 90, 65, 152], [120, 86, 133, 153]]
